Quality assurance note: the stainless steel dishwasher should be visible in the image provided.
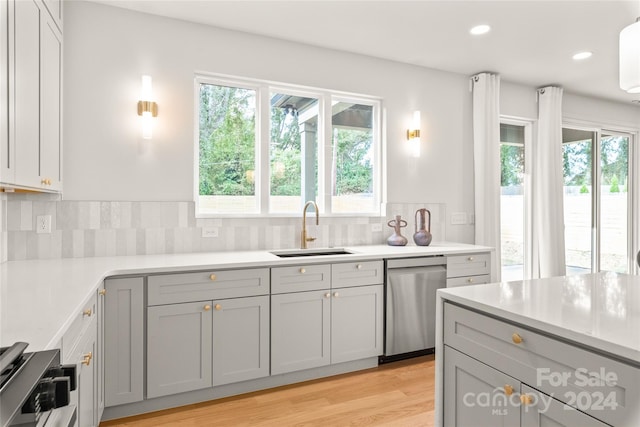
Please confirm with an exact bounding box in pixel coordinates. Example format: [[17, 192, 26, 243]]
[[382, 256, 446, 362]]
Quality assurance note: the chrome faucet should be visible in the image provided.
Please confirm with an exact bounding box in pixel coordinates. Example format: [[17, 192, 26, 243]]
[[301, 201, 319, 249]]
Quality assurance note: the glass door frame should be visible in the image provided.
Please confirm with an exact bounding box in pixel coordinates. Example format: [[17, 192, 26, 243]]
[[562, 120, 637, 274]]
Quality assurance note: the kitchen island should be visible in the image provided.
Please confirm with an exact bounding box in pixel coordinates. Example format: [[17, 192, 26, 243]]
[[435, 272, 640, 427]]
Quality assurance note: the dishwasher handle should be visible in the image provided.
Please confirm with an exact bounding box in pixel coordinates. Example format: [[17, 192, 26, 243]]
[[386, 256, 446, 269]]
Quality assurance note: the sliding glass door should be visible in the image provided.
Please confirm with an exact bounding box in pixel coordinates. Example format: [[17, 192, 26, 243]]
[[562, 127, 632, 274]]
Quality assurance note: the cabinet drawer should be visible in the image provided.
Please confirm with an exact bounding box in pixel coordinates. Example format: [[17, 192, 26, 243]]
[[332, 260, 383, 288], [271, 264, 331, 294], [446, 253, 490, 278], [446, 274, 491, 288], [61, 293, 97, 362], [444, 302, 640, 426], [148, 268, 269, 305]]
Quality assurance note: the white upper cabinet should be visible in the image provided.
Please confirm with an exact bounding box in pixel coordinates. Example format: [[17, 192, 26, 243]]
[[1, 0, 62, 192]]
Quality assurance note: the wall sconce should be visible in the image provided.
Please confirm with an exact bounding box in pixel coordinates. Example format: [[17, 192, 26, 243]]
[[620, 17, 640, 93], [406, 110, 421, 158], [137, 75, 158, 139]]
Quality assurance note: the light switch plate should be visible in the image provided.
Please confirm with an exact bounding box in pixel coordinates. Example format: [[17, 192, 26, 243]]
[[451, 212, 467, 225], [202, 227, 219, 238], [371, 223, 383, 232]]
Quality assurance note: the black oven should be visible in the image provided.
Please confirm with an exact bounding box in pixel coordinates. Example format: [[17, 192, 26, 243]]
[[0, 342, 76, 427]]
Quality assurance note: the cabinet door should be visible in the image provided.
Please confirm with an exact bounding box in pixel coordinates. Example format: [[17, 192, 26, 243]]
[[0, 0, 10, 183], [147, 301, 213, 398], [213, 295, 269, 386], [39, 12, 61, 190], [77, 323, 97, 427], [104, 277, 144, 407], [520, 385, 608, 427], [13, 0, 40, 188], [271, 290, 330, 375], [444, 346, 520, 427], [331, 284, 383, 363], [95, 284, 105, 422]]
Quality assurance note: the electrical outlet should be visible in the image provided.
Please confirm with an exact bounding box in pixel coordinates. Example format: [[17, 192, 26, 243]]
[[451, 212, 467, 225], [201, 227, 219, 238], [371, 223, 383, 232], [36, 215, 52, 234]]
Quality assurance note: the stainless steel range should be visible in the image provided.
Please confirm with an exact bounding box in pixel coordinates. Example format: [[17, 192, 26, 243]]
[[0, 342, 76, 427]]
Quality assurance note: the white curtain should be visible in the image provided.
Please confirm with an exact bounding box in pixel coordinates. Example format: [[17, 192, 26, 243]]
[[532, 86, 566, 278], [471, 73, 501, 281]]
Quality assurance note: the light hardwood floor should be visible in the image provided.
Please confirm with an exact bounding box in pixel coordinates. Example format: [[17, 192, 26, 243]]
[[100, 355, 435, 427]]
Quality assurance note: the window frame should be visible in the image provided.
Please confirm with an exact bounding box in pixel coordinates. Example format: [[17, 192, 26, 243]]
[[194, 73, 382, 218], [562, 120, 637, 274], [499, 116, 533, 280]]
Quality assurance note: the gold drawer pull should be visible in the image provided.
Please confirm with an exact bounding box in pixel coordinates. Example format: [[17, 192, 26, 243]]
[[520, 394, 533, 405], [503, 384, 514, 396], [467, 278, 474, 283], [333, 292, 340, 298], [468, 256, 474, 261], [82, 308, 92, 317], [204, 304, 211, 311], [299, 268, 306, 274], [512, 333, 523, 344], [325, 292, 331, 298], [209, 274, 217, 281], [356, 264, 362, 270], [82, 352, 93, 366], [215, 304, 222, 311], [98, 289, 106, 296]]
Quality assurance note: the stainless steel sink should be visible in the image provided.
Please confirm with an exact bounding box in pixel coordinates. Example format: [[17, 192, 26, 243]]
[[270, 248, 353, 258]]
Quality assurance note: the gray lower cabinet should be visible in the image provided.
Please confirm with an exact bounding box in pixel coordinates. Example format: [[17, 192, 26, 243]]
[[520, 385, 608, 427], [444, 346, 520, 427], [77, 328, 97, 427], [271, 290, 331, 375], [271, 284, 383, 375], [331, 285, 383, 364], [104, 277, 144, 407], [147, 301, 213, 398], [95, 283, 106, 423], [212, 295, 270, 386]]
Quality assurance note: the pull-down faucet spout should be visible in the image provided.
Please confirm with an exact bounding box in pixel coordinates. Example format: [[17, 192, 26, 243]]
[[301, 201, 319, 249]]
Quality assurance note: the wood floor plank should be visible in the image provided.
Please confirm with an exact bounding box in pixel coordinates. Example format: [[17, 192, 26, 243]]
[[100, 355, 435, 427]]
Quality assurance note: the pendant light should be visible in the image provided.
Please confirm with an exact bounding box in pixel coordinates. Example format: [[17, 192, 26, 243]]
[[619, 18, 640, 93]]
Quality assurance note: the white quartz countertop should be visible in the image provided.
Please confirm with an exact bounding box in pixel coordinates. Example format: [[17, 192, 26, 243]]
[[0, 242, 492, 352], [438, 272, 640, 365]]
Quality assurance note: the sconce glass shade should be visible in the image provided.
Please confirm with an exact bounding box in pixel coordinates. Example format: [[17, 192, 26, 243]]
[[619, 19, 640, 93], [138, 75, 158, 139], [407, 110, 421, 158]]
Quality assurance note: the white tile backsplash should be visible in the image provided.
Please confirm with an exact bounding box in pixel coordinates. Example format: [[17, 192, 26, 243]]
[[1, 195, 446, 261]]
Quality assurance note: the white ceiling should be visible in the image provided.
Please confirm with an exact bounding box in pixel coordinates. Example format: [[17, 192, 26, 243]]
[[91, 0, 640, 106]]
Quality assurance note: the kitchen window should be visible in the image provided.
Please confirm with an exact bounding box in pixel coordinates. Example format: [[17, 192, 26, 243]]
[[195, 75, 381, 216], [499, 120, 532, 281]]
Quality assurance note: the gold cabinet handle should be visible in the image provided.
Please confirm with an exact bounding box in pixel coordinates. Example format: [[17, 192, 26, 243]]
[[467, 278, 474, 283], [82, 352, 93, 366], [356, 264, 362, 270], [47, 179, 52, 185], [503, 384, 514, 396], [299, 268, 306, 274], [468, 256, 474, 261], [325, 292, 331, 298], [215, 304, 222, 311], [209, 274, 217, 281], [41, 179, 47, 185], [82, 308, 92, 317], [98, 289, 106, 296], [512, 333, 523, 344], [204, 304, 211, 311], [333, 292, 340, 298], [520, 394, 533, 405]]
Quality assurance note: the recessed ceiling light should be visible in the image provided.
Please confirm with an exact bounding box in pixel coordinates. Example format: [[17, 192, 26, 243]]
[[572, 51, 593, 60], [470, 25, 491, 36]]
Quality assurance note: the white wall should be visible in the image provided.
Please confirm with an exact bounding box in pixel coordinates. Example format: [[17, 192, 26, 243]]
[[62, 1, 639, 246]]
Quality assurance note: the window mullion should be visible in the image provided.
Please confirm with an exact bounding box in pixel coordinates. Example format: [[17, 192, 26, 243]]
[[320, 94, 332, 213], [593, 130, 601, 273], [258, 86, 270, 214]]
